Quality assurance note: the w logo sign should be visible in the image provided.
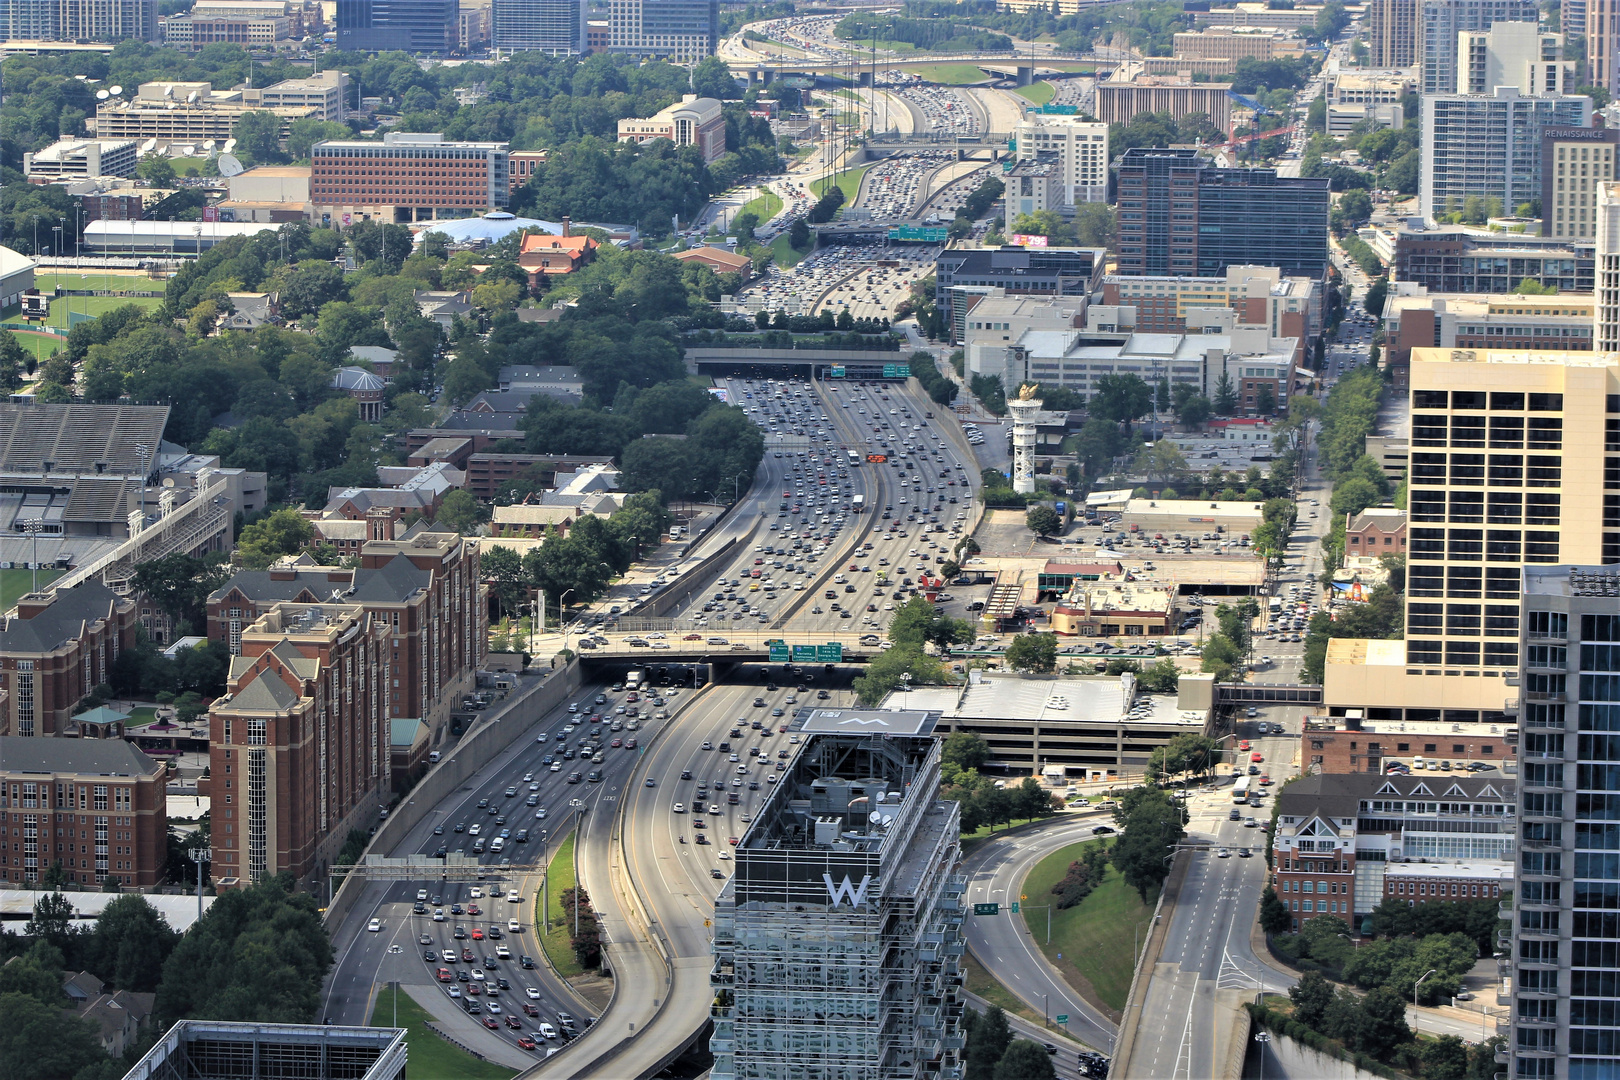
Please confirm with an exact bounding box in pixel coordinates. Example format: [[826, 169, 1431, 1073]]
[[824, 873, 873, 908]]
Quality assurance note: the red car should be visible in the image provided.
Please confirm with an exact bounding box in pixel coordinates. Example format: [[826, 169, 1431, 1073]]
[[1238, 740, 1251, 751], [467, 983, 482, 996], [1259, 775, 1273, 786], [505, 1014, 523, 1030], [482, 1016, 499, 1030], [437, 968, 451, 982], [468, 904, 481, 916], [518, 1037, 537, 1051], [1251, 752, 1264, 763]]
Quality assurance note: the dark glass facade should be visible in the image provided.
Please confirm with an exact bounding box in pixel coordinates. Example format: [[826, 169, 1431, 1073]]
[[337, 0, 457, 53]]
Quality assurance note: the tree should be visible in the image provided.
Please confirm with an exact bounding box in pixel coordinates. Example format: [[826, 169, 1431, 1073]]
[[788, 217, 811, 250], [1011, 777, 1055, 822], [993, 1040, 1058, 1080], [0, 992, 108, 1080], [1213, 371, 1238, 415], [1090, 373, 1152, 428], [1254, 385, 1277, 416], [1421, 1035, 1470, 1080], [25, 892, 77, 954], [1004, 632, 1057, 674], [1260, 886, 1293, 935], [1026, 504, 1061, 535], [965, 1005, 1014, 1080], [1352, 987, 1413, 1056], [1133, 439, 1188, 482], [433, 489, 487, 534], [232, 109, 286, 166], [942, 731, 991, 773], [86, 894, 179, 994], [137, 153, 176, 187], [1111, 786, 1185, 901], [131, 551, 231, 635], [888, 596, 973, 654], [0, 332, 24, 393], [1364, 277, 1388, 317], [852, 644, 946, 705], [1200, 633, 1243, 681], [1175, 391, 1212, 428], [235, 508, 314, 570], [691, 56, 741, 99]]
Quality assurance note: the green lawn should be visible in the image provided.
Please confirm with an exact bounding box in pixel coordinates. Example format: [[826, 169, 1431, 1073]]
[[370, 986, 516, 1080], [811, 163, 872, 204], [35, 273, 157, 294], [741, 188, 783, 224], [911, 63, 993, 86], [1013, 81, 1056, 105], [769, 232, 811, 268], [537, 829, 583, 978], [5, 329, 65, 361], [169, 156, 208, 177], [0, 567, 64, 610], [1019, 837, 1156, 1014], [963, 952, 1046, 1027], [3, 293, 162, 330]]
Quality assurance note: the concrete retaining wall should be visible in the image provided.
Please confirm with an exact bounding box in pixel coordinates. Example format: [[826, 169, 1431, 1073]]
[[632, 530, 753, 622], [324, 663, 585, 928], [1261, 1027, 1386, 1080]]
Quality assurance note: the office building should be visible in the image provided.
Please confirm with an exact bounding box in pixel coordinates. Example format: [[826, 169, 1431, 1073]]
[[1271, 772, 1514, 933], [335, 0, 456, 53], [89, 81, 318, 149], [1171, 26, 1288, 61], [1509, 565, 1620, 1080], [1381, 290, 1595, 381], [1011, 114, 1108, 205], [0, 737, 166, 888], [1326, 71, 1411, 138], [163, 11, 291, 46], [126, 1021, 406, 1080], [4, 0, 156, 41], [1542, 126, 1619, 241], [934, 246, 1105, 341], [1194, 3, 1314, 29], [1601, 183, 1620, 351], [1392, 223, 1594, 294], [0, 584, 138, 738], [22, 139, 136, 180], [615, 95, 725, 163], [240, 70, 348, 122], [605, 0, 716, 60], [1100, 265, 1323, 339], [1113, 147, 1330, 279], [1421, 0, 1538, 95], [708, 710, 966, 1080], [1456, 23, 1572, 95], [1095, 73, 1232, 128], [309, 131, 509, 224], [1419, 90, 1592, 223], [493, 0, 580, 52], [1322, 348, 1620, 728], [1369, 0, 1418, 67]]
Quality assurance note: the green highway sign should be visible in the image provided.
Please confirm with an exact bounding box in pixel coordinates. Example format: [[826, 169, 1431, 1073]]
[[768, 642, 790, 663], [1011, 901, 1020, 914], [973, 903, 1000, 916], [791, 644, 817, 662], [888, 225, 948, 243], [830, 366, 846, 378], [881, 364, 912, 379], [1055, 1014, 1069, 1024], [1039, 103, 1079, 115], [817, 642, 844, 663]]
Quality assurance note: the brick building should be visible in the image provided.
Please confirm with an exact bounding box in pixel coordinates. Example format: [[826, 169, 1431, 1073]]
[[0, 737, 167, 888], [0, 584, 139, 738], [1382, 861, 1509, 904], [1344, 507, 1407, 560], [1272, 772, 1516, 931], [309, 131, 509, 225], [1300, 719, 1512, 775], [207, 603, 391, 887], [206, 522, 485, 740]]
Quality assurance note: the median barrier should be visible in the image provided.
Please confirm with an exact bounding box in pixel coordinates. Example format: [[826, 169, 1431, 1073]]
[[324, 661, 585, 929], [1109, 848, 1191, 1075]]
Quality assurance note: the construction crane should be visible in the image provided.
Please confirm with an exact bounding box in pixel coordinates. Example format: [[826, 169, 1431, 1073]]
[[1221, 124, 1296, 149]]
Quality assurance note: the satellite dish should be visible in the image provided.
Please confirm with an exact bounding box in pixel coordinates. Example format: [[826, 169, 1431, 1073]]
[[222, 139, 236, 153], [181, 144, 195, 157], [109, 85, 122, 96], [96, 89, 109, 100], [187, 90, 199, 104], [202, 140, 216, 153], [164, 85, 173, 99], [141, 138, 157, 154], [218, 154, 244, 178]]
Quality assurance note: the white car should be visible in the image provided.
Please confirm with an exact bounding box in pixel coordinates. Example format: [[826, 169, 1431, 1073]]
[[527, 987, 542, 1000], [469, 887, 483, 899], [509, 919, 521, 933], [367, 918, 381, 932], [508, 890, 522, 903]]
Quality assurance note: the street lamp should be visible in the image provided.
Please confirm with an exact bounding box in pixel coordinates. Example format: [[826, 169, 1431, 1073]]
[[1413, 968, 1437, 1012], [1254, 1031, 1272, 1080]]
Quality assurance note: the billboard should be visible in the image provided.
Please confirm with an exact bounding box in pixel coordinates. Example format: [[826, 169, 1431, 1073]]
[[1008, 233, 1050, 248]]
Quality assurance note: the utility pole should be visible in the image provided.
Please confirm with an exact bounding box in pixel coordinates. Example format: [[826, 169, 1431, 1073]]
[[188, 846, 211, 924]]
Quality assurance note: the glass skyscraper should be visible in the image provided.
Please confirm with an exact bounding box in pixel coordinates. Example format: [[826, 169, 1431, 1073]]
[[336, 0, 457, 53], [492, 0, 582, 54]]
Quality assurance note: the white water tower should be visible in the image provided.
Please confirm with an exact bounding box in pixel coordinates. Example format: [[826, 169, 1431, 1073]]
[[1008, 384, 1042, 495]]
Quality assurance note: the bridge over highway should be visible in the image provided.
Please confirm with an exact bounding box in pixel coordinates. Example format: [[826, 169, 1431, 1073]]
[[728, 54, 1110, 86]]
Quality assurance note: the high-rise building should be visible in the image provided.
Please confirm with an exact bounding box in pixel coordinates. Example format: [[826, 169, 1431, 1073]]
[[1542, 127, 1619, 241], [1421, 0, 1539, 94], [1599, 182, 1620, 351], [1419, 89, 1591, 223], [1011, 114, 1108, 205], [708, 710, 967, 1080], [1112, 147, 1330, 279], [1510, 564, 1620, 1080], [1369, 0, 1418, 68], [4, 0, 157, 40], [1456, 23, 1572, 94], [335, 0, 456, 53], [492, 0, 581, 53], [605, 0, 716, 60]]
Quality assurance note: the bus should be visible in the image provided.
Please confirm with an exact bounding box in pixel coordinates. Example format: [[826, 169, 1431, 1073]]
[[846, 450, 861, 467], [1232, 775, 1252, 803]]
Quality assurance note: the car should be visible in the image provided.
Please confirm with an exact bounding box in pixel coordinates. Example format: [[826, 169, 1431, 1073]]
[[526, 986, 542, 1000], [433, 909, 446, 922], [672, 803, 685, 813], [1251, 751, 1264, 762], [367, 918, 381, 932], [1091, 824, 1114, 835], [518, 1037, 538, 1051], [482, 1016, 500, 1030], [538, 1023, 558, 1040], [1217, 847, 1231, 858], [1244, 817, 1259, 828], [1238, 848, 1252, 858]]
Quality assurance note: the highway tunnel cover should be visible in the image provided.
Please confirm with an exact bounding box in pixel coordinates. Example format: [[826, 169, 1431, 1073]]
[[798, 708, 937, 736]]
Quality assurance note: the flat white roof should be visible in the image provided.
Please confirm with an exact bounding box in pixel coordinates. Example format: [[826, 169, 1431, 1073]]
[[0, 888, 214, 930], [1382, 861, 1511, 880]]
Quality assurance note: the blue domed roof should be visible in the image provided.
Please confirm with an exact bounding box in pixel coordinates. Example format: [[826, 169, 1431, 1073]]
[[415, 212, 563, 244]]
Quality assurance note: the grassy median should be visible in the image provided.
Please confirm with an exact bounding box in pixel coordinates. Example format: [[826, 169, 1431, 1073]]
[[1019, 837, 1156, 1015], [370, 987, 515, 1080], [1013, 81, 1056, 105], [536, 829, 583, 978]]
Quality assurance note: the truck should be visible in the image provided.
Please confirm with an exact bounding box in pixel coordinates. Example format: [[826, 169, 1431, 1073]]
[[625, 670, 644, 691], [852, 494, 865, 513]]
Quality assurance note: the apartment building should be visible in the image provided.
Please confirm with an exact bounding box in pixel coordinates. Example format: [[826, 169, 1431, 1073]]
[[1368, 0, 1417, 67], [708, 711, 966, 1080], [206, 521, 485, 738], [1271, 772, 1516, 932], [1010, 114, 1108, 205], [1597, 182, 1620, 352], [1420, 0, 1538, 95], [207, 603, 391, 888], [0, 738, 167, 888], [309, 131, 509, 224], [0, 584, 138, 738], [1324, 348, 1618, 726], [1541, 126, 1619, 241], [1509, 565, 1620, 1080], [1113, 147, 1330, 279], [1456, 23, 1572, 95], [1420, 90, 1592, 224], [3, 0, 156, 40]]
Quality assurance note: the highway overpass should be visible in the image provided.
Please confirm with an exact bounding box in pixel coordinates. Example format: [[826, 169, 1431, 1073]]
[[728, 54, 1108, 87]]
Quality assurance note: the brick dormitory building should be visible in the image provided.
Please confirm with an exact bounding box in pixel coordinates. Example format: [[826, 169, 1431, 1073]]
[[0, 583, 140, 738]]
